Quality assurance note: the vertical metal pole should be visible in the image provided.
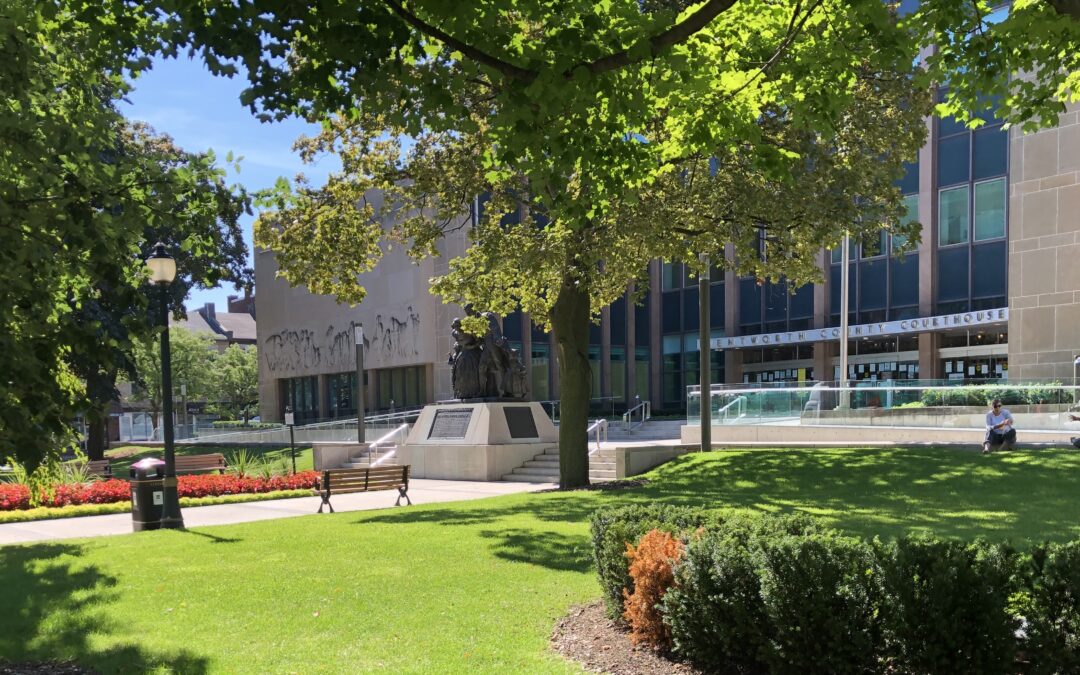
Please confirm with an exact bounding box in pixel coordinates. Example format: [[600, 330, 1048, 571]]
[[838, 233, 851, 409], [159, 284, 184, 529], [699, 254, 711, 452], [355, 325, 365, 444], [289, 424, 296, 475]]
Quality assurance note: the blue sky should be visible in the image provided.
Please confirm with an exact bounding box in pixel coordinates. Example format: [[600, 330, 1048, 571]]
[[123, 56, 338, 313]]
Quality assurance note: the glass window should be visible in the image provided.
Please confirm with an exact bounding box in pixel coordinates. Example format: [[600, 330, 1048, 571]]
[[710, 282, 724, 328], [972, 127, 1007, 180], [662, 262, 681, 290], [974, 178, 1006, 241], [897, 160, 919, 195], [682, 287, 699, 332], [830, 238, 856, 264], [939, 186, 969, 246], [972, 241, 1007, 299], [634, 292, 650, 346], [662, 291, 681, 333], [938, 134, 970, 186], [937, 247, 970, 302], [893, 194, 919, 253], [610, 297, 626, 345]]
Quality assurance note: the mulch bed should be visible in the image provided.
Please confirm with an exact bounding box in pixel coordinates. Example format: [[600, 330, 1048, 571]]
[[551, 600, 701, 675], [0, 663, 96, 675]]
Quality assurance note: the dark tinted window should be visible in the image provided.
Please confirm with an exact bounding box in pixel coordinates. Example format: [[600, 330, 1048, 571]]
[[890, 253, 919, 307], [897, 160, 920, 195], [634, 291, 650, 346], [973, 127, 1007, 180], [739, 278, 762, 325], [503, 310, 522, 341], [764, 280, 787, 323], [610, 297, 626, 345], [972, 241, 1007, 299], [710, 282, 725, 328], [937, 248, 970, 302], [859, 259, 888, 309], [682, 287, 700, 332], [662, 291, 681, 333], [790, 282, 814, 319], [938, 134, 970, 186]]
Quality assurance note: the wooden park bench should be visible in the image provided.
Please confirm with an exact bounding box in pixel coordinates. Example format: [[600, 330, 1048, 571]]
[[317, 465, 411, 513], [174, 453, 228, 475], [85, 460, 113, 478]]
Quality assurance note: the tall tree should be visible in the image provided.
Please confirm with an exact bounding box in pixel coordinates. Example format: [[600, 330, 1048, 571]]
[[120, 0, 1078, 485], [0, 2, 249, 466], [130, 328, 216, 431], [207, 345, 260, 423]]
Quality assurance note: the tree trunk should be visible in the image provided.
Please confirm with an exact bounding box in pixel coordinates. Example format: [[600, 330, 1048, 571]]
[[550, 279, 592, 488], [85, 409, 108, 461]]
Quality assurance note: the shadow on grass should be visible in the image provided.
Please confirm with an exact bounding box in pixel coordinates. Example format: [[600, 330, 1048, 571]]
[[359, 447, 1080, 547], [0, 543, 210, 673], [180, 528, 242, 544], [480, 528, 594, 573]]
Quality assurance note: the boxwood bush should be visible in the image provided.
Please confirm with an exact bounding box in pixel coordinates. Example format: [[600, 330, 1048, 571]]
[[591, 507, 1080, 673], [876, 536, 1018, 674], [590, 503, 710, 619], [1019, 541, 1080, 673]]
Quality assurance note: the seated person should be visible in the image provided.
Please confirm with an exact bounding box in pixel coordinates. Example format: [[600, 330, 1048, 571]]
[[983, 398, 1016, 454]]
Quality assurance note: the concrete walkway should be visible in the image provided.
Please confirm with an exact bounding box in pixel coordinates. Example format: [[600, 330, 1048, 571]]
[[0, 479, 555, 547]]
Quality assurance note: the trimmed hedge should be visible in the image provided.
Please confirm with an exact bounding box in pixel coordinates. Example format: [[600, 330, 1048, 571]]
[[592, 505, 1080, 673], [920, 383, 1071, 408], [210, 420, 279, 429], [590, 504, 710, 619]]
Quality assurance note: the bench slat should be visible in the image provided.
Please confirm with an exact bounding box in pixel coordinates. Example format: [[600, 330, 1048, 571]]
[[319, 465, 410, 513]]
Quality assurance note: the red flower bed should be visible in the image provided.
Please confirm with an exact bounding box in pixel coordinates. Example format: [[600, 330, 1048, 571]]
[[0, 471, 320, 511], [0, 484, 31, 510]]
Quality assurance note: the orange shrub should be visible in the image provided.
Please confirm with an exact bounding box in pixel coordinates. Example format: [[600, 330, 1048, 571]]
[[622, 528, 684, 649]]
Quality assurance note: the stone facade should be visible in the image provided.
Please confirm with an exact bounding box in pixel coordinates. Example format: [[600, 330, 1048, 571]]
[[1007, 102, 1080, 380], [255, 191, 469, 421]]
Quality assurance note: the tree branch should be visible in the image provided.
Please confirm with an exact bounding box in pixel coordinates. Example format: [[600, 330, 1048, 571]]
[[382, 0, 536, 81], [569, 0, 737, 77]]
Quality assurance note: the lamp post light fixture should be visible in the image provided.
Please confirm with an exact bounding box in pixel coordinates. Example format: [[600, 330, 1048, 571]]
[[354, 324, 366, 444], [146, 242, 184, 530]]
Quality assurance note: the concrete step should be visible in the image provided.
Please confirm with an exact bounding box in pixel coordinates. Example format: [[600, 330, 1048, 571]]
[[503, 474, 556, 483], [512, 466, 561, 477], [523, 459, 560, 469]]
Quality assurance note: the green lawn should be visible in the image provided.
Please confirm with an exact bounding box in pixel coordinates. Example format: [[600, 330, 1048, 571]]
[[4, 447, 1080, 673], [105, 444, 314, 474]]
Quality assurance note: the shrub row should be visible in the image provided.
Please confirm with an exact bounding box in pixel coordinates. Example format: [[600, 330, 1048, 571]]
[[210, 420, 278, 429], [0, 471, 320, 510], [920, 383, 1071, 407], [592, 505, 1080, 674]]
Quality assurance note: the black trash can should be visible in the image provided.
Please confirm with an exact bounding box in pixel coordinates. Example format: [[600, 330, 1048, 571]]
[[130, 457, 166, 532]]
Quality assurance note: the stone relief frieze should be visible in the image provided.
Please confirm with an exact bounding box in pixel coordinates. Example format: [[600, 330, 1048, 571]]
[[262, 306, 423, 374]]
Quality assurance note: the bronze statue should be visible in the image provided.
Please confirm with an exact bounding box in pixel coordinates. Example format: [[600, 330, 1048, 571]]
[[448, 309, 530, 400]]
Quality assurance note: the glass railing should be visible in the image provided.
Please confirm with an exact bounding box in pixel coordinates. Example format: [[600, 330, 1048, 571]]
[[180, 408, 424, 445], [688, 380, 1080, 431]]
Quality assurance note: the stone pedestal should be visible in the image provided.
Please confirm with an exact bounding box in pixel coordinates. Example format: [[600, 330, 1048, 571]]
[[399, 401, 558, 480]]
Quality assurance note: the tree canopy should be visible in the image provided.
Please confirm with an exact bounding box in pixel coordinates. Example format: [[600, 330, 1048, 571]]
[[41, 0, 1080, 483], [0, 1, 249, 466]]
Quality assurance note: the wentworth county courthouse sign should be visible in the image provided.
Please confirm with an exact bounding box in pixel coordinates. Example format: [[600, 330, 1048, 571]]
[[711, 308, 1009, 350]]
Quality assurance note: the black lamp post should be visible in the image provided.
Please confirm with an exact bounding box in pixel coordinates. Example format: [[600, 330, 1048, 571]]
[[146, 242, 184, 530]]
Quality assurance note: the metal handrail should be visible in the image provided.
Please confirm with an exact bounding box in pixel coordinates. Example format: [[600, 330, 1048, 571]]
[[587, 418, 608, 456], [622, 400, 652, 432], [368, 423, 411, 467], [538, 400, 560, 425], [718, 395, 747, 423]]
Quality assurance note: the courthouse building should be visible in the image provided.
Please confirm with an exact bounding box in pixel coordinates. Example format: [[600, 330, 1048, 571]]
[[256, 102, 1080, 421]]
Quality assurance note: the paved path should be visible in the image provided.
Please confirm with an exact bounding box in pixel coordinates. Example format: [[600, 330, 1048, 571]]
[[0, 479, 554, 547]]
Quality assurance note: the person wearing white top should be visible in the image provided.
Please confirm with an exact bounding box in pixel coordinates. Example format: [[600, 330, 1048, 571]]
[[983, 399, 1016, 454]]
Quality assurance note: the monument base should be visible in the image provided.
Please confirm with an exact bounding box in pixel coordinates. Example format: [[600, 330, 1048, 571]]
[[399, 401, 558, 481]]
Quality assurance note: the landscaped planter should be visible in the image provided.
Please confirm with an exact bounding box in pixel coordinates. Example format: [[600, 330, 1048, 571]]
[[0, 471, 321, 511], [802, 404, 1075, 429]]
